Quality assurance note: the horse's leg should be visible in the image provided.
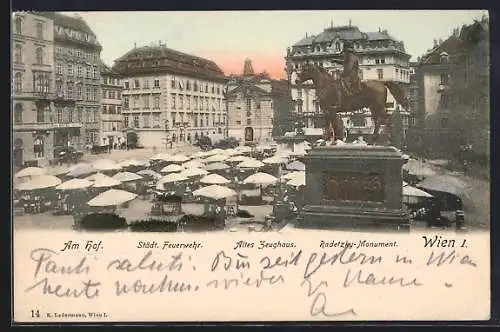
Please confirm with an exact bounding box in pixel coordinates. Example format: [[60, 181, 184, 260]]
[[372, 114, 380, 145]]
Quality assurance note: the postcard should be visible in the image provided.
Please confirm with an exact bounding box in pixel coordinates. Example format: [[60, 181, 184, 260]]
[[12, 9, 490, 323]]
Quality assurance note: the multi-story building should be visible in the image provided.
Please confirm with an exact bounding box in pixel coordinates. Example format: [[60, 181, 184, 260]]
[[112, 43, 227, 148], [51, 12, 102, 149], [100, 63, 124, 149], [226, 59, 289, 143], [12, 12, 55, 167], [412, 17, 489, 156], [285, 22, 411, 143]]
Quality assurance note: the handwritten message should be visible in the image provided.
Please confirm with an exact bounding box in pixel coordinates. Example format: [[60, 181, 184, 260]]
[[13, 230, 490, 322]]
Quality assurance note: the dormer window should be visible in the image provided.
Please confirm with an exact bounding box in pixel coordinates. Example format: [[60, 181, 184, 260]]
[[440, 52, 449, 64]]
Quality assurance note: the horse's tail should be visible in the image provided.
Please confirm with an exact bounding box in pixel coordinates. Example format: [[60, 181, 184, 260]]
[[384, 81, 410, 110]]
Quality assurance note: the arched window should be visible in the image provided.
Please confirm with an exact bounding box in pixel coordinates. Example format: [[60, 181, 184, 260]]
[[440, 52, 449, 64], [14, 103, 23, 124], [14, 17, 22, 34], [14, 72, 22, 92], [34, 136, 44, 158], [35, 47, 44, 64], [14, 44, 22, 63]]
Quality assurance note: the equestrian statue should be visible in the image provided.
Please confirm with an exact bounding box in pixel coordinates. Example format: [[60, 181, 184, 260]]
[[295, 42, 410, 144]]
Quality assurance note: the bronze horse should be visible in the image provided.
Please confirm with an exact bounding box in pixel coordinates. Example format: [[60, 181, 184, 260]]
[[295, 64, 409, 144]]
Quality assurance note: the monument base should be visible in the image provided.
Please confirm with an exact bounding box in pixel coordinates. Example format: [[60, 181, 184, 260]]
[[297, 205, 410, 232], [299, 144, 410, 232]]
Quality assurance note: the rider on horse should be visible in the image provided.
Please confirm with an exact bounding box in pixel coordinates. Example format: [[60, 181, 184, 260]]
[[331, 42, 362, 108]]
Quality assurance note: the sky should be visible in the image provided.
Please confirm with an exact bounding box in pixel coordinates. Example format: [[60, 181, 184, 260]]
[[65, 10, 488, 79]]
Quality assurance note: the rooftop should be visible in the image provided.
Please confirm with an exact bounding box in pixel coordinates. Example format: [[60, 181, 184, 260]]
[[112, 44, 226, 81]]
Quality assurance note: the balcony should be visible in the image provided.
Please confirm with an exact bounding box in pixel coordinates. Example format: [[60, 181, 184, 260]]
[[53, 92, 77, 106], [12, 90, 55, 101], [13, 122, 55, 131], [53, 122, 83, 129]]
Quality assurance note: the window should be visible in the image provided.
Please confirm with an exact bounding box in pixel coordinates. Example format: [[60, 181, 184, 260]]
[[377, 69, 384, 79], [35, 47, 44, 64], [14, 44, 22, 63], [14, 17, 22, 34], [67, 82, 74, 99], [76, 49, 81, 57], [211, 86, 215, 94], [441, 117, 449, 128], [440, 73, 449, 85], [77, 84, 83, 99], [33, 136, 44, 158], [56, 63, 62, 75], [193, 82, 198, 92], [154, 79, 160, 88], [380, 58, 385, 64], [14, 72, 22, 92], [76, 108, 82, 122], [14, 103, 22, 124], [77, 65, 83, 77], [67, 64, 74, 76], [67, 109, 73, 122], [205, 84, 209, 93], [86, 66, 91, 79], [92, 87, 98, 101], [153, 113, 160, 128], [134, 80, 140, 89], [246, 98, 251, 110], [247, 118, 252, 125], [93, 108, 98, 122], [86, 87, 91, 101], [186, 81, 191, 90], [143, 95, 150, 108], [56, 81, 63, 94], [297, 100, 303, 113], [171, 79, 176, 88], [56, 107, 63, 123], [256, 101, 261, 109], [186, 95, 191, 109], [179, 95, 184, 109], [36, 22, 43, 39], [375, 59, 380, 65], [93, 67, 98, 79], [440, 53, 449, 64], [124, 116, 129, 128], [143, 113, 150, 127], [153, 95, 160, 108], [171, 94, 176, 109], [144, 80, 149, 89], [123, 96, 130, 109], [217, 87, 220, 94], [133, 116, 139, 128], [132, 95, 139, 108], [124, 81, 130, 89]]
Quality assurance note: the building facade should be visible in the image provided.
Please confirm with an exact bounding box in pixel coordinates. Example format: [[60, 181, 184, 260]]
[[285, 22, 411, 142], [411, 17, 489, 157], [226, 59, 289, 143], [52, 13, 102, 150], [99, 63, 124, 148], [12, 12, 55, 167], [112, 43, 227, 148]]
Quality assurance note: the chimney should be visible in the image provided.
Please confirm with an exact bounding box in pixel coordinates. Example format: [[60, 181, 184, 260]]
[[378, 27, 381, 32], [433, 39, 438, 47], [134, 42, 137, 48]]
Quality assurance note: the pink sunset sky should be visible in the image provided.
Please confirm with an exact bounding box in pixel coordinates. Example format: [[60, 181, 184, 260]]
[[65, 10, 487, 80]]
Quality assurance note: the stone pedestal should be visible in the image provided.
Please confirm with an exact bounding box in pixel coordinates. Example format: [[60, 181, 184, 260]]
[[297, 145, 410, 231]]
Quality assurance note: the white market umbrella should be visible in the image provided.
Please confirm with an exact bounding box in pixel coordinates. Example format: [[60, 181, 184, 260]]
[[282, 171, 305, 181], [150, 153, 171, 161], [159, 173, 188, 184], [165, 154, 190, 163], [236, 146, 252, 153], [118, 159, 147, 168], [226, 155, 249, 163], [47, 165, 71, 176], [205, 162, 230, 171], [243, 172, 278, 185], [204, 148, 225, 156], [286, 173, 306, 187], [182, 159, 205, 169], [204, 154, 229, 163], [200, 173, 231, 185], [223, 148, 240, 156], [136, 169, 162, 179], [15, 167, 46, 178], [160, 164, 184, 173], [286, 160, 306, 171], [89, 173, 122, 188], [403, 159, 437, 177], [275, 149, 293, 158], [56, 178, 93, 191], [87, 189, 137, 207], [403, 181, 408, 187], [193, 185, 237, 200], [113, 171, 143, 182], [262, 156, 288, 165], [92, 159, 121, 171], [179, 167, 208, 178], [66, 163, 97, 178], [403, 185, 433, 198], [15, 175, 62, 191], [237, 158, 265, 169], [191, 151, 208, 159]]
